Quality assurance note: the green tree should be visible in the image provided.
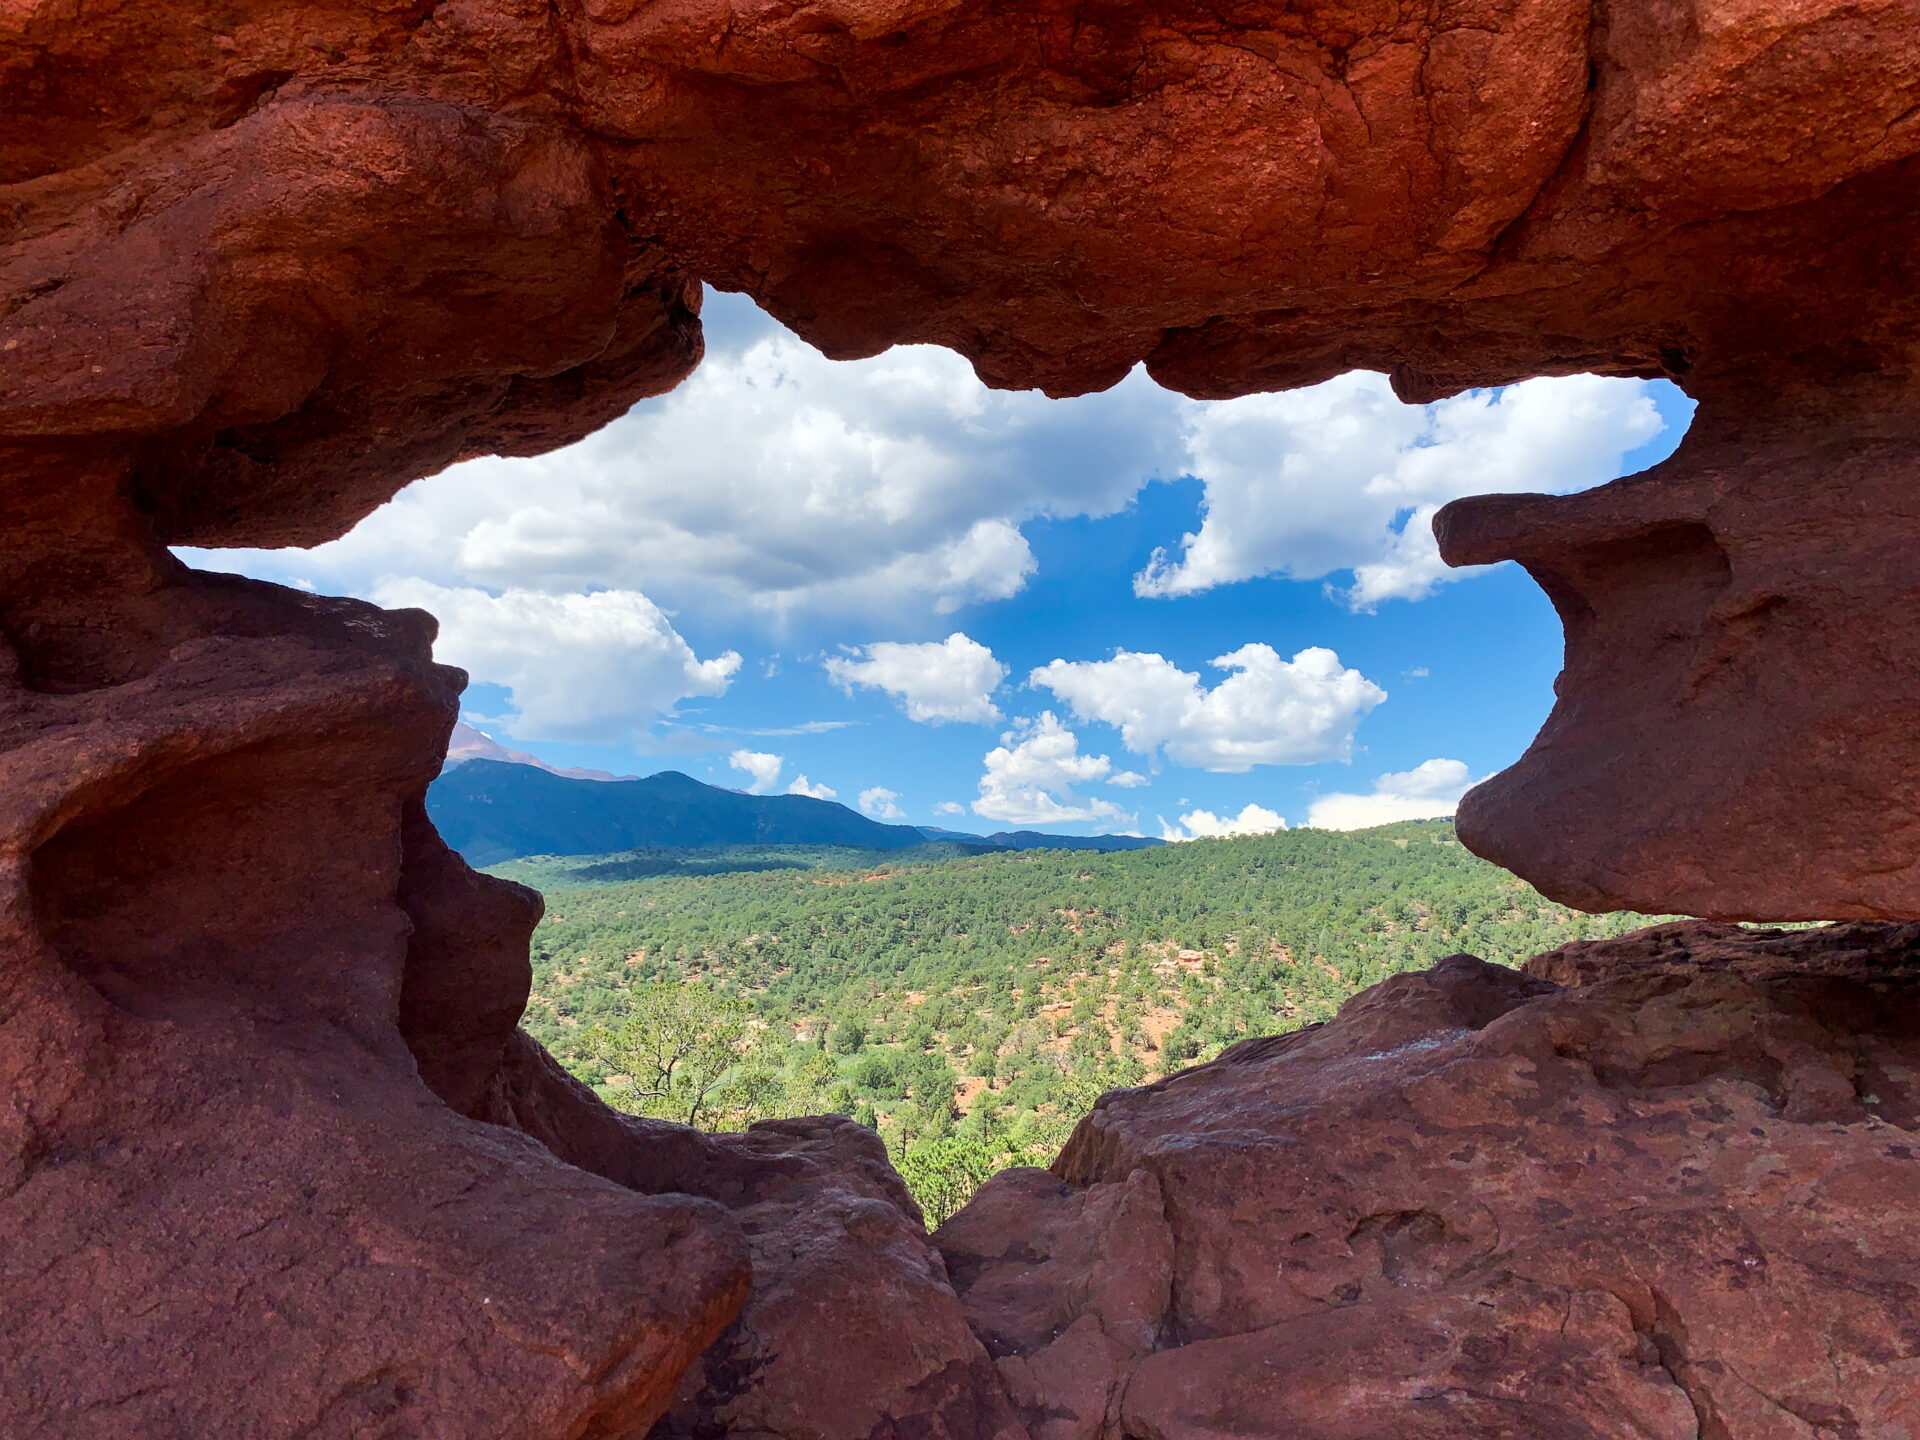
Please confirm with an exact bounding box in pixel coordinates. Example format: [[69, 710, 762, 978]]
[[1161, 1024, 1201, 1067], [781, 1047, 846, 1115], [894, 1135, 1001, 1228], [720, 1060, 788, 1128], [588, 982, 757, 1128]]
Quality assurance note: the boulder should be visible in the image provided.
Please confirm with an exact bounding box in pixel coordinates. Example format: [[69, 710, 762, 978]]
[[940, 929, 1920, 1438]]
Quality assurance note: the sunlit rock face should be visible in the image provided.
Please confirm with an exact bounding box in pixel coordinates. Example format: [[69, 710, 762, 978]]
[[944, 924, 1920, 1440], [4, 0, 1920, 1434], [1440, 401, 1920, 921]]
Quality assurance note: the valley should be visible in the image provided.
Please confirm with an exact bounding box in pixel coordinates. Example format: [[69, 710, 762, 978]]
[[501, 821, 1660, 1221]]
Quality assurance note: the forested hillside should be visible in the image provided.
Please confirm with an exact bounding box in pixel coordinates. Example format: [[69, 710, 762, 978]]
[[506, 821, 1658, 1221]]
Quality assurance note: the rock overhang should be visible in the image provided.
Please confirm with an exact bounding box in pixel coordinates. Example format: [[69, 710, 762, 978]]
[[7, 1, 1920, 1434]]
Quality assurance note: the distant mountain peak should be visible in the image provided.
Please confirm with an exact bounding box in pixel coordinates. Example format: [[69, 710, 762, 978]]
[[429, 760, 1175, 867], [443, 722, 635, 783], [427, 760, 927, 867]]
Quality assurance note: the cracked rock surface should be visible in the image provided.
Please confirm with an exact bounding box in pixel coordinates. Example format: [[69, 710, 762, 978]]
[[940, 923, 1920, 1440]]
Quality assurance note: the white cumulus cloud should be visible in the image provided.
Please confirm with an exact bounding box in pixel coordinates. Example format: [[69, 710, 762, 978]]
[[1304, 758, 1477, 830], [1161, 803, 1287, 842], [729, 749, 784, 794], [1135, 372, 1665, 610], [858, 786, 907, 819], [973, 713, 1130, 827], [1032, 644, 1386, 772], [787, 774, 837, 800], [374, 580, 740, 743], [178, 302, 1676, 759], [1107, 770, 1151, 788], [932, 801, 967, 817], [224, 292, 1184, 624], [826, 633, 1007, 724], [186, 307, 1672, 700]]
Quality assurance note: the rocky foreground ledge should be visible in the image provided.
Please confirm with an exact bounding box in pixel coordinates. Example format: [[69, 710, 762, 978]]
[[475, 917, 1920, 1440], [484, 922, 1920, 1439], [15, 909, 1918, 1437], [940, 920, 1920, 1440]]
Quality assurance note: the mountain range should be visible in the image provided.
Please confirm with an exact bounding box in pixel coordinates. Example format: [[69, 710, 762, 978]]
[[445, 721, 636, 782], [431, 738, 1163, 865]]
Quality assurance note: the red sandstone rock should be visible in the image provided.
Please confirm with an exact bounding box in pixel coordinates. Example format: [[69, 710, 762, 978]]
[[3, 74, 701, 547], [1524, 915, 1920, 988], [1438, 409, 1920, 921], [484, 1039, 1031, 1440], [6, 0, 1917, 504], [8, 0, 1920, 912], [0, 467, 751, 1436], [939, 929, 1920, 1439], [8, 0, 1920, 1434], [572, 0, 1920, 399]]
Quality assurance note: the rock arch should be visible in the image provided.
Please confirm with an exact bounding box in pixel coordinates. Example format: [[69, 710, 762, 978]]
[[4, 1, 1919, 1434]]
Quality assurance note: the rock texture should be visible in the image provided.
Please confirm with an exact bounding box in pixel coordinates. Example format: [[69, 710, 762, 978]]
[[940, 923, 1920, 1440], [1438, 405, 1920, 921], [7, 0, 1920, 910], [483, 1038, 1031, 1440], [7, 0, 1920, 1434], [0, 462, 751, 1436], [589, 0, 1920, 405]]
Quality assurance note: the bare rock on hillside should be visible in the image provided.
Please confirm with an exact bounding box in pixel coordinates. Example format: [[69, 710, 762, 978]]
[[938, 931, 1920, 1439]]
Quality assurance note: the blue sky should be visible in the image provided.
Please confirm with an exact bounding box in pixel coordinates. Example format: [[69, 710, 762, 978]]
[[183, 289, 1694, 839]]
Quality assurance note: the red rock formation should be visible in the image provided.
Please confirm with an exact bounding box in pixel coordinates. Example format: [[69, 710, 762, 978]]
[[482, 1041, 1031, 1440], [0, 450, 750, 1436], [7, 0, 1920, 1433], [941, 925, 1920, 1439], [1437, 401, 1920, 921], [9, 0, 1920, 911], [579, 0, 1920, 399]]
